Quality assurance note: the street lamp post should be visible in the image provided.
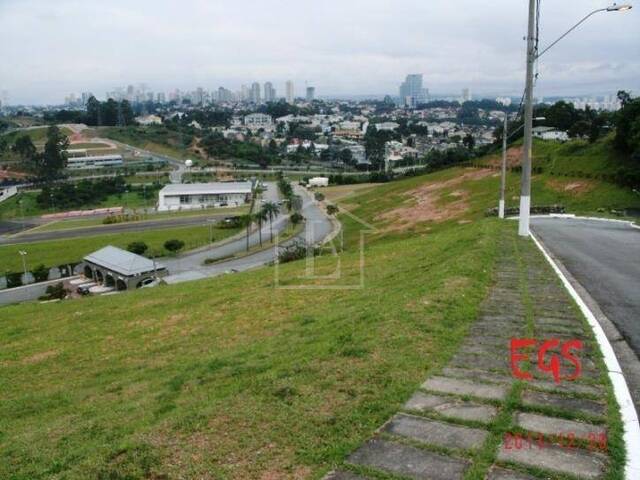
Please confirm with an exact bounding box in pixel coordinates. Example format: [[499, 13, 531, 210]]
[[18, 250, 28, 280], [517, 2, 632, 236], [499, 116, 545, 219]]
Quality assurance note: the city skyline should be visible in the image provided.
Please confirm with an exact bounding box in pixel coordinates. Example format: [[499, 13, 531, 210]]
[[0, 0, 638, 104]]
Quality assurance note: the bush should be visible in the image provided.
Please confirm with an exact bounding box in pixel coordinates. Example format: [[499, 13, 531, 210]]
[[290, 212, 304, 225], [164, 239, 185, 253], [6, 272, 23, 288], [326, 204, 339, 216], [314, 192, 325, 201], [31, 264, 50, 283], [39, 282, 68, 301], [278, 240, 313, 264], [127, 241, 149, 255]]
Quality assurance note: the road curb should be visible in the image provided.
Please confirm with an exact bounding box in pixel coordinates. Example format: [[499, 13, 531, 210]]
[[531, 232, 640, 479]]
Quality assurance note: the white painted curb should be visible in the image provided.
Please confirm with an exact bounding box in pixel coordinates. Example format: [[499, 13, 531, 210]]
[[531, 233, 640, 479]]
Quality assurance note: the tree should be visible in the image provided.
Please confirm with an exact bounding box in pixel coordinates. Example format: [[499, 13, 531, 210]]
[[31, 264, 50, 283], [86, 96, 101, 126], [13, 135, 36, 160], [164, 239, 185, 253], [339, 148, 354, 165], [239, 214, 253, 251], [262, 201, 280, 242], [254, 209, 268, 247], [127, 241, 149, 255], [41, 282, 68, 300], [568, 120, 591, 139], [326, 204, 339, 215], [290, 212, 304, 225], [462, 134, 475, 150], [39, 126, 69, 179], [617, 90, 632, 108]]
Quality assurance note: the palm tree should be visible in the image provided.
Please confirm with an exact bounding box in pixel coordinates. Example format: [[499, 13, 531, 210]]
[[254, 209, 268, 247], [239, 214, 252, 251], [262, 201, 280, 243]]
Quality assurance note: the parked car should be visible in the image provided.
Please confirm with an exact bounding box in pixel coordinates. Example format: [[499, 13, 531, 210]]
[[139, 277, 161, 288], [77, 282, 97, 295]]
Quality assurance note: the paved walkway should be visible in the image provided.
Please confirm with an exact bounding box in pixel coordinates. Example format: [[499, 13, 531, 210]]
[[325, 235, 617, 480]]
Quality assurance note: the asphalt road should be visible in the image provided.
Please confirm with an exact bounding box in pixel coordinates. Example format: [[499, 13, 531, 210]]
[[531, 217, 640, 356]]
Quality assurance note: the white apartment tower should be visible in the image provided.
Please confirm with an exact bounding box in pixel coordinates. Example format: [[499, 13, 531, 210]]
[[264, 82, 276, 102], [286, 80, 294, 104]]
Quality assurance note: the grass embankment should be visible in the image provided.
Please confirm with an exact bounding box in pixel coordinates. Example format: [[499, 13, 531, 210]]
[[0, 224, 242, 272], [29, 206, 249, 233], [97, 126, 195, 160], [1, 126, 73, 146], [0, 191, 157, 220], [0, 169, 502, 478]]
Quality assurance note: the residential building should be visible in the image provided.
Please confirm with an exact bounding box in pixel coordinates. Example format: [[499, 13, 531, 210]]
[[462, 88, 471, 102], [264, 82, 276, 102], [244, 113, 274, 130], [157, 182, 253, 211], [251, 82, 261, 103], [376, 121, 400, 131], [286, 80, 294, 104], [136, 114, 163, 125], [399, 74, 428, 107], [306, 86, 315, 102]]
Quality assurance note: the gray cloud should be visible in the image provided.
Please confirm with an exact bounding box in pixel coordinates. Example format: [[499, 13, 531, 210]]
[[0, 0, 638, 104]]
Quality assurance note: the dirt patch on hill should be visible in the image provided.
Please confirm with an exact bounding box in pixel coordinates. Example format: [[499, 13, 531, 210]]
[[376, 168, 492, 231], [21, 350, 59, 365], [485, 146, 523, 168], [546, 178, 595, 195]]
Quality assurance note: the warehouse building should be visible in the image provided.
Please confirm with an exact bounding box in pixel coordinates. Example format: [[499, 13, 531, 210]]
[[157, 182, 253, 211], [66, 153, 124, 170], [82, 246, 167, 291]]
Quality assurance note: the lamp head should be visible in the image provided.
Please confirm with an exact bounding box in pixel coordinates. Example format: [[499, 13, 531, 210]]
[[607, 3, 632, 11]]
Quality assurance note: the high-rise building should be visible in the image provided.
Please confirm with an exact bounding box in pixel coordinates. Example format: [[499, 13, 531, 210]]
[[250, 82, 261, 103], [398, 74, 427, 107], [462, 88, 471, 102], [306, 86, 315, 102], [264, 82, 276, 102], [157, 92, 166, 103], [285, 80, 294, 104], [241, 84, 250, 102]]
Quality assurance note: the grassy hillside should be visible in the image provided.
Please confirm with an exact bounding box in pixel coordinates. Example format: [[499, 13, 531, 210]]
[[97, 126, 196, 160], [1, 155, 635, 478], [1, 126, 73, 146], [0, 215, 499, 479]]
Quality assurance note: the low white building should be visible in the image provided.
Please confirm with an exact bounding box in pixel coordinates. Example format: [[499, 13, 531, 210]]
[[66, 154, 124, 170], [157, 182, 252, 211], [532, 126, 569, 141], [136, 114, 163, 125], [308, 177, 329, 187], [376, 121, 400, 131]]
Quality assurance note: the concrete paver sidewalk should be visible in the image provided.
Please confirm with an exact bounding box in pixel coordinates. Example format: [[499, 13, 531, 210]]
[[325, 235, 619, 480]]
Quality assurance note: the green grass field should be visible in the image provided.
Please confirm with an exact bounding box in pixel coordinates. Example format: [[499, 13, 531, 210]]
[[0, 191, 154, 221], [0, 223, 242, 272], [98, 126, 194, 160], [1, 126, 73, 145]]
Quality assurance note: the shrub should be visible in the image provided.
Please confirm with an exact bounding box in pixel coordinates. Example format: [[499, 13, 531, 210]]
[[314, 192, 325, 201], [6, 272, 23, 288], [326, 204, 339, 216], [290, 212, 304, 225], [31, 264, 50, 283], [39, 282, 68, 301], [127, 241, 149, 255], [164, 239, 185, 253]]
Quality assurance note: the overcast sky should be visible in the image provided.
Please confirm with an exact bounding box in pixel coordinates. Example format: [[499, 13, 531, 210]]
[[0, 0, 638, 105]]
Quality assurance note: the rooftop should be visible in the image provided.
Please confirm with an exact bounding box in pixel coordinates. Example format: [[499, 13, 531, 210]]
[[159, 182, 253, 196], [84, 246, 165, 276]]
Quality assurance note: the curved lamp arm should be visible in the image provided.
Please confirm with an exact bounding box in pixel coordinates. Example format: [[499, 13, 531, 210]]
[[536, 4, 632, 60]]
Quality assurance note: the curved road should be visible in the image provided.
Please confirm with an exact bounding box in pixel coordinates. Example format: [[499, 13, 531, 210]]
[[162, 185, 333, 283]]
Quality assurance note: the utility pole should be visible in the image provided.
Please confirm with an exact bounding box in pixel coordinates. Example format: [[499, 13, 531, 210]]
[[499, 114, 508, 219], [518, 0, 537, 237]]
